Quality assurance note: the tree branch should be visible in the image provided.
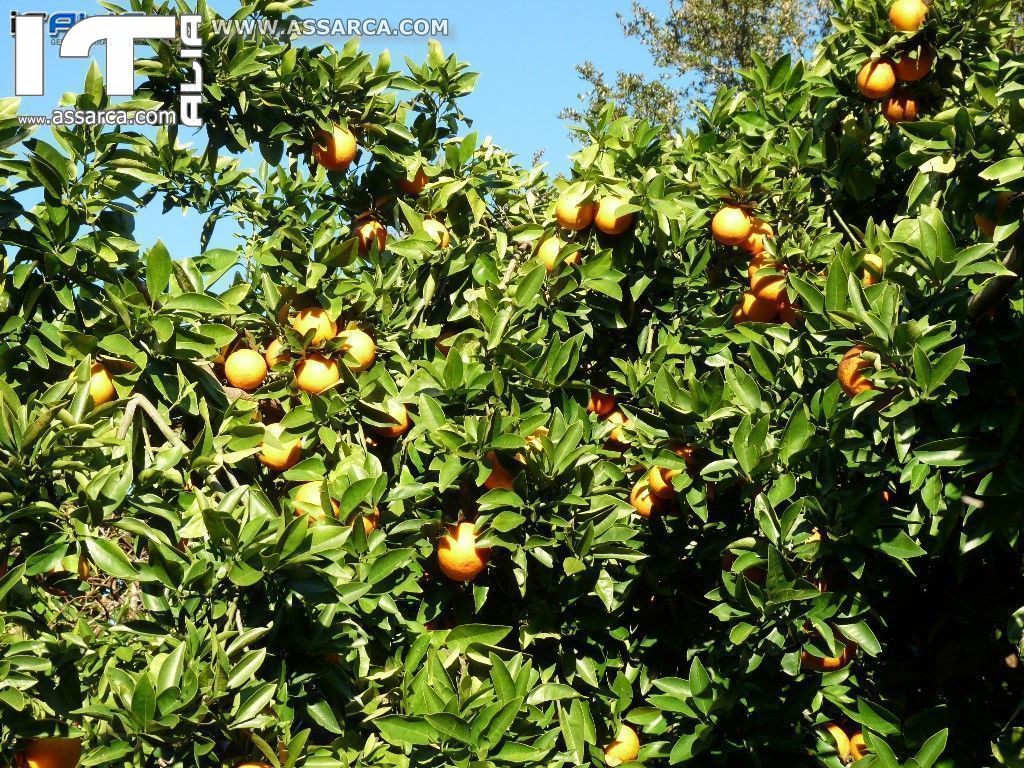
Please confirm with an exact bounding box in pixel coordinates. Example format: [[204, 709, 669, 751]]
[[968, 220, 1024, 322]]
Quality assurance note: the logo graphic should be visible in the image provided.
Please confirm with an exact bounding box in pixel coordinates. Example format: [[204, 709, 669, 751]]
[[12, 13, 204, 127]]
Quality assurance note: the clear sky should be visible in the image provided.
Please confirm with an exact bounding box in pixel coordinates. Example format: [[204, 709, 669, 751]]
[[1, 0, 662, 257]]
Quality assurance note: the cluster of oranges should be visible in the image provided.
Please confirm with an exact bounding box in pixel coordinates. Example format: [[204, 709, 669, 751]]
[[535, 190, 637, 273], [709, 204, 798, 325], [855, 0, 933, 123], [706, 203, 884, 400]]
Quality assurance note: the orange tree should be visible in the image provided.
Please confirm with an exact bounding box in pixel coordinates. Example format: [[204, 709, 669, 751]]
[[1, 0, 1023, 766]]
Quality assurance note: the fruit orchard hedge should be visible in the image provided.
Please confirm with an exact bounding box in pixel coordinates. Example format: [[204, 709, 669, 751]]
[[1, 0, 1023, 766]]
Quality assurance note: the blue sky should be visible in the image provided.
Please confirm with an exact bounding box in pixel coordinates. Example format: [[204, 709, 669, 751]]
[[1, 0, 662, 256]]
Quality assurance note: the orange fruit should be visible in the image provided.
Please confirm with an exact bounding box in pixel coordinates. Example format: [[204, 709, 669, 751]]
[[264, 338, 290, 368], [857, 60, 896, 100], [235, 763, 271, 768], [777, 297, 800, 327], [838, 345, 873, 397], [889, 0, 927, 32], [732, 291, 779, 324], [740, 218, 773, 255], [630, 480, 660, 518], [894, 46, 934, 81], [224, 349, 268, 391], [371, 400, 410, 439], [349, 508, 380, 535], [748, 253, 787, 303], [295, 354, 340, 394], [437, 521, 491, 582], [588, 390, 617, 418], [340, 328, 376, 373], [293, 481, 339, 522], [883, 91, 919, 124], [850, 732, 869, 761], [977, 191, 1012, 238], [357, 219, 387, 255], [398, 167, 428, 195], [711, 205, 752, 246], [648, 445, 696, 499], [594, 196, 635, 235], [862, 253, 884, 286], [537, 235, 581, 272], [483, 450, 515, 490], [291, 307, 337, 344], [313, 125, 357, 171], [423, 219, 451, 248], [606, 409, 629, 446], [604, 724, 640, 764], [823, 724, 851, 761], [555, 192, 597, 231], [259, 425, 301, 471], [21, 737, 83, 768], [89, 362, 115, 406], [800, 644, 856, 672]]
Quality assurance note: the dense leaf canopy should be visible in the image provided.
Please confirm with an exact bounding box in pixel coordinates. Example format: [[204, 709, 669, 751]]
[[1, 0, 1023, 767]]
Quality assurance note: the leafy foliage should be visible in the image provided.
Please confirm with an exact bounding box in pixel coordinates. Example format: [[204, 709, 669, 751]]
[[1, 0, 1024, 767]]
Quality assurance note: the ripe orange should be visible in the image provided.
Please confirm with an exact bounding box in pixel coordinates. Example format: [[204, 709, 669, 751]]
[[732, 291, 779, 324], [883, 91, 919, 124], [606, 409, 629, 446], [291, 307, 337, 344], [630, 480, 660, 518], [850, 732, 869, 761], [235, 763, 271, 768], [555, 192, 597, 231], [711, 205, 752, 246], [423, 219, 451, 248], [357, 219, 387, 255], [823, 724, 851, 761], [224, 349, 268, 391], [977, 191, 1012, 238], [21, 737, 83, 768], [437, 521, 491, 582], [862, 253, 884, 286], [313, 125, 357, 171], [371, 400, 410, 439], [648, 445, 696, 499], [894, 46, 934, 81], [588, 390, 617, 418], [89, 362, 115, 406], [293, 481, 339, 522], [340, 328, 376, 373], [777, 297, 800, 327], [838, 345, 873, 397], [800, 644, 856, 672], [483, 450, 515, 490], [398, 167, 428, 195], [259, 425, 301, 471], [740, 218, 773, 255], [349, 508, 381, 535], [889, 0, 927, 32], [594, 196, 635, 235], [748, 253, 787, 303], [857, 60, 896, 100], [537, 235, 582, 272], [604, 724, 640, 764], [295, 354, 341, 394], [264, 338, 290, 368]]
